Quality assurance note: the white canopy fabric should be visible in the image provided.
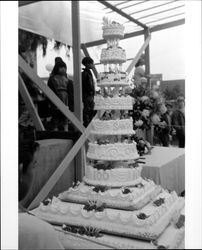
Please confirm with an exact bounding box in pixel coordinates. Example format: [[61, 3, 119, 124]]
[[19, 1, 185, 46], [19, 1, 105, 45]]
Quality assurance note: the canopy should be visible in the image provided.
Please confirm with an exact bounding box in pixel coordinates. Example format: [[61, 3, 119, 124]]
[[19, 1, 185, 46]]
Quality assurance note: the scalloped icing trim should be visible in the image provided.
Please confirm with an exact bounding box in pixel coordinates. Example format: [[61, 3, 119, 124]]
[[100, 48, 126, 64], [37, 192, 181, 234], [102, 25, 124, 39], [87, 142, 139, 161], [84, 164, 142, 187], [94, 96, 134, 110], [91, 118, 135, 135], [97, 72, 129, 86], [59, 181, 162, 210]]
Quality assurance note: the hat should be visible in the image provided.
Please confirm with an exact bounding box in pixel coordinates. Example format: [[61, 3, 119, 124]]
[[55, 57, 64, 64], [55, 60, 67, 69], [82, 56, 94, 66]]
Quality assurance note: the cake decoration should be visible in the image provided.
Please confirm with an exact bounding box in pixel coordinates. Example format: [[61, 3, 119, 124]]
[[62, 224, 103, 238], [153, 198, 165, 207], [92, 185, 109, 193], [175, 214, 185, 229], [137, 213, 150, 220], [83, 200, 106, 213], [122, 187, 132, 194]]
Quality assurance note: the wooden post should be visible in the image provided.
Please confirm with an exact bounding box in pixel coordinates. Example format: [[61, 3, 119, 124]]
[[72, 1, 83, 181], [126, 34, 151, 75], [19, 73, 45, 131], [144, 28, 151, 88]]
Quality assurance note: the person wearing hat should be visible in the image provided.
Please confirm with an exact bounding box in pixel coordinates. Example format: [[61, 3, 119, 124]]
[[47, 58, 72, 131], [171, 96, 185, 148], [81, 56, 96, 127]]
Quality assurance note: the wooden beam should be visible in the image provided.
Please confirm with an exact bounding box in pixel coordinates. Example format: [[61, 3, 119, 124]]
[[128, 1, 178, 16], [145, 12, 184, 25], [35, 131, 81, 141], [28, 112, 104, 210], [98, 0, 147, 29], [72, 1, 84, 182], [18, 1, 40, 7], [151, 18, 185, 32], [126, 34, 151, 74], [19, 55, 85, 133], [138, 4, 185, 20], [85, 29, 145, 48], [19, 73, 45, 131], [81, 44, 98, 78]]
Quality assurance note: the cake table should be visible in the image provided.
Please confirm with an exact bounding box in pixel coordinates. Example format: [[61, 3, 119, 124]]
[[142, 146, 185, 195]]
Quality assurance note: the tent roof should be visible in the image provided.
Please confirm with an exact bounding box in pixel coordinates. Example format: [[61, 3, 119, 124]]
[[19, 1, 185, 46]]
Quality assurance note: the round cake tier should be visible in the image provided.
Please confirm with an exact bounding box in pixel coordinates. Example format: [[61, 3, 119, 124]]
[[97, 72, 129, 87], [87, 142, 139, 161], [91, 118, 135, 135], [100, 47, 126, 64], [102, 23, 124, 40], [94, 96, 134, 110], [84, 164, 142, 187]]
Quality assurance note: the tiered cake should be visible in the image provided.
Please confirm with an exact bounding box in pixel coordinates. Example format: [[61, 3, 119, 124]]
[[32, 18, 185, 249]]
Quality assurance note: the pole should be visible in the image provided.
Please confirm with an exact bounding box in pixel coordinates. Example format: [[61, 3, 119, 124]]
[[72, 1, 84, 181]]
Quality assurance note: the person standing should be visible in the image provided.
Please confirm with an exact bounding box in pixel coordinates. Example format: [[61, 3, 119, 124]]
[[81, 57, 96, 127], [47, 59, 70, 131], [171, 96, 185, 148], [157, 103, 171, 147]]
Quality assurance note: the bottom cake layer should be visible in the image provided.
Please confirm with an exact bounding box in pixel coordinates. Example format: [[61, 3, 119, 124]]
[[32, 191, 184, 241], [55, 221, 184, 249]]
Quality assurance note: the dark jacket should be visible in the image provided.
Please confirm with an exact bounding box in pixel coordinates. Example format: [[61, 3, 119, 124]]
[[171, 109, 185, 136], [82, 68, 95, 108]]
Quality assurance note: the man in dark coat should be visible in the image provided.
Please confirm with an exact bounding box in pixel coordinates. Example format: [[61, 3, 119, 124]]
[[171, 96, 185, 148], [81, 57, 96, 127]]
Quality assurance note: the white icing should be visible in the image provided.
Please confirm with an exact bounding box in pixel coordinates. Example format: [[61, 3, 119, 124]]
[[102, 23, 124, 39], [84, 164, 142, 187], [87, 142, 139, 161], [94, 95, 134, 110], [100, 47, 126, 64], [97, 72, 129, 86], [91, 118, 135, 135], [32, 192, 184, 240]]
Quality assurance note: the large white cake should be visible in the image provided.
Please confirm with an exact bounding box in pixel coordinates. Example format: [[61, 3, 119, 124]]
[[31, 17, 185, 249]]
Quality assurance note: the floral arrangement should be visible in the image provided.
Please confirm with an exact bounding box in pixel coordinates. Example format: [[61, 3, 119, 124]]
[[129, 85, 165, 131]]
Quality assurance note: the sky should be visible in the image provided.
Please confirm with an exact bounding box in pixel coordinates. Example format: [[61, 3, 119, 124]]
[[37, 24, 185, 81]]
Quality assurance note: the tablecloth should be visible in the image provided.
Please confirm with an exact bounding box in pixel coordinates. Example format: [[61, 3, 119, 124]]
[[141, 146, 185, 195]]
